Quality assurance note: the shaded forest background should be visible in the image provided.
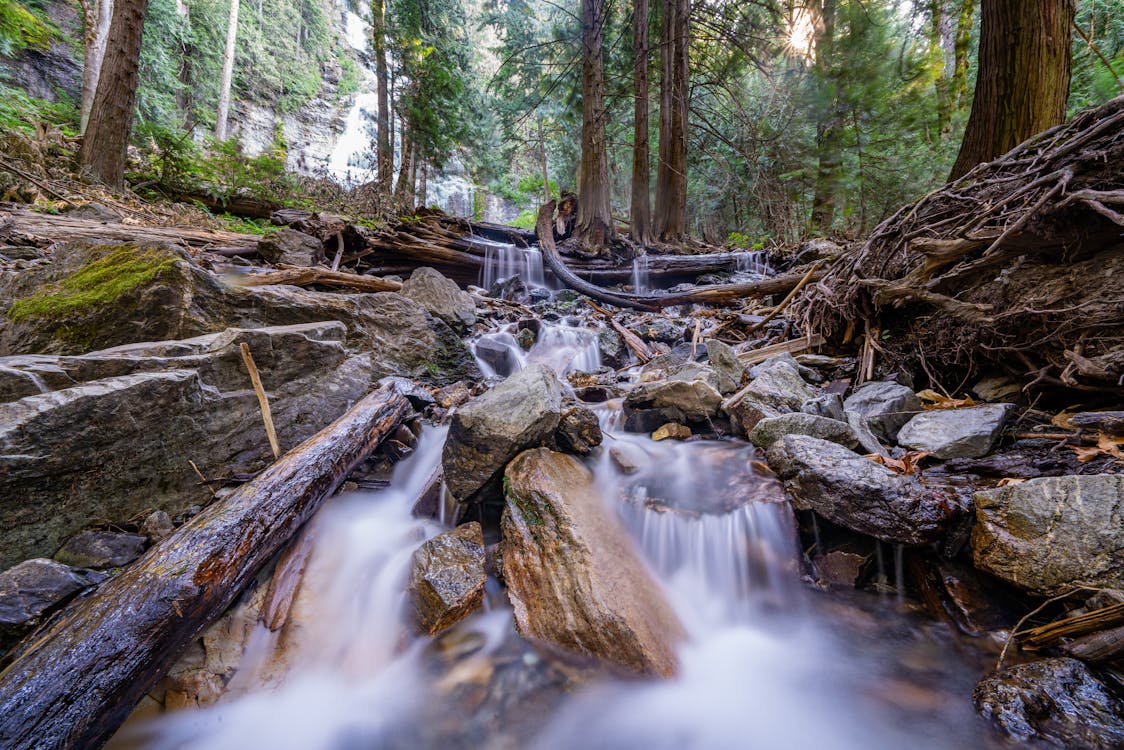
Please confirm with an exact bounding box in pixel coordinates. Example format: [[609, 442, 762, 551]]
[[1, 0, 1122, 244]]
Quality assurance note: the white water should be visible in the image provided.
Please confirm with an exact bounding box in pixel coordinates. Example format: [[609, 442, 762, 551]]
[[480, 240, 547, 290], [734, 249, 772, 277], [0, 365, 50, 394], [630, 255, 650, 294], [473, 320, 601, 379]]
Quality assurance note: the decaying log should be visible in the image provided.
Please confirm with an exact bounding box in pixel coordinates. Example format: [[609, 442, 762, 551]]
[[0, 387, 412, 750], [735, 334, 827, 366], [232, 266, 403, 293], [172, 191, 279, 220], [634, 268, 825, 309], [0, 205, 259, 251], [535, 202, 658, 312], [1061, 624, 1124, 662], [1018, 602, 1124, 649]]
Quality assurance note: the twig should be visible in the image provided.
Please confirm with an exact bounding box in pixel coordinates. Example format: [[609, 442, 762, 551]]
[[746, 261, 822, 333], [997, 588, 1082, 671], [330, 231, 344, 272], [188, 460, 219, 497], [240, 343, 281, 460]]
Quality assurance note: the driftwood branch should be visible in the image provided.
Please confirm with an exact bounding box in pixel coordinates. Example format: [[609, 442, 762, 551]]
[[232, 266, 403, 293], [0, 387, 412, 750]]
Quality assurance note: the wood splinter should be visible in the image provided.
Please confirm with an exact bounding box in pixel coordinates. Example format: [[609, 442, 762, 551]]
[[240, 342, 281, 460]]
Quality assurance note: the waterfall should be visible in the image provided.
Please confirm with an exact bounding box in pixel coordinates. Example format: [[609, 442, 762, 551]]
[[735, 250, 772, 276], [630, 255, 650, 294], [480, 241, 546, 290]]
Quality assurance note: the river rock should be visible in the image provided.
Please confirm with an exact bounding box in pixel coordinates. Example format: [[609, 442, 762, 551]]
[[625, 376, 723, 423], [766, 435, 952, 544], [256, 228, 324, 266], [897, 403, 1014, 459], [971, 475, 1124, 595], [704, 339, 745, 394], [474, 337, 519, 378], [409, 522, 486, 636], [597, 328, 627, 369], [843, 382, 921, 442], [748, 413, 858, 450], [401, 267, 476, 332], [801, 393, 845, 421], [554, 405, 603, 455], [724, 357, 819, 433], [973, 658, 1124, 749], [0, 322, 402, 568], [502, 448, 684, 676], [55, 530, 147, 569], [442, 363, 562, 503], [140, 511, 175, 543], [0, 559, 94, 647]]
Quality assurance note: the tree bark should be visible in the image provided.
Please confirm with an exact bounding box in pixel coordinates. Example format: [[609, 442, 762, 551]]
[[630, 0, 652, 246], [538, 115, 550, 203], [575, 0, 614, 254], [949, 0, 1075, 181], [654, 0, 689, 242], [929, 0, 952, 135], [79, 0, 148, 190], [214, 0, 241, 140], [809, 0, 842, 232], [373, 0, 392, 193], [951, 0, 976, 110], [0, 387, 412, 750], [79, 0, 114, 135]]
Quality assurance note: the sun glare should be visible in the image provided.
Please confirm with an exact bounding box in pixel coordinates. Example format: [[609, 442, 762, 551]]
[[786, 7, 816, 59]]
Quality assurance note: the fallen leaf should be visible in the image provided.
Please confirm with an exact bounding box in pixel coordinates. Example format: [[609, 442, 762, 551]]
[[917, 389, 977, 410], [1070, 432, 1124, 463], [996, 477, 1026, 487], [865, 451, 932, 475]]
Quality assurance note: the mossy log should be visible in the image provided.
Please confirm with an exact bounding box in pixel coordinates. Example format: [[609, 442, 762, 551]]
[[0, 387, 412, 750]]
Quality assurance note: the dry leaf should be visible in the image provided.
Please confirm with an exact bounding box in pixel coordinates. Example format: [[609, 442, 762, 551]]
[[1051, 409, 1080, 429], [996, 477, 1026, 487], [1070, 432, 1124, 463], [865, 451, 932, 475], [917, 389, 976, 410]]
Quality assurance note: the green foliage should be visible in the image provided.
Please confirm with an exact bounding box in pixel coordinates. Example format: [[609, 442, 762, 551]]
[[510, 208, 538, 229], [8, 245, 179, 323], [0, 0, 53, 57], [337, 51, 360, 99], [218, 213, 270, 233], [0, 83, 78, 136]]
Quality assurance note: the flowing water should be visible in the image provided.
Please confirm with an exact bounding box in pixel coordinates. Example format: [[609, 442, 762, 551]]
[[116, 333, 992, 750], [479, 240, 548, 290], [735, 250, 773, 277], [473, 320, 601, 379], [631, 254, 651, 294]]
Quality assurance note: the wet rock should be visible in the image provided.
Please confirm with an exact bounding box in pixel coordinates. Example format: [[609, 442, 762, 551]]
[[609, 445, 644, 474], [843, 382, 921, 442], [972, 475, 1124, 595], [140, 511, 175, 543], [705, 339, 745, 395], [801, 393, 845, 421], [1068, 410, 1124, 436], [766, 435, 952, 545], [379, 376, 437, 408], [846, 411, 887, 455], [724, 357, 818, 433], [625, 377, 723, 423], [816, 550, 867, 587], [489, 275, 529, 303], [933, 560, 1016, 635], [0, 559, 93, 646], [554, 406, 603, 455], [652, 423, 692, 441], [746, 353, 820, 383], [474, 337, 519, 378], [516, 328, 536, 351], [897, 404, 1014, 459], [622, 406, 668, 434], [748, 413, 858, 450], [0, 246, 46, 261], [971, 374, 1023, 403], [630, 318, 685, 345], [55, 530, 146, 568], [442, 364, 562, 503], [401, 267, 477, 332], [502, 448, 684, 676], [256, 228, 324, 266], [973, 658, 1124, 749], [409, 522, 487, 636], [597, 328, 627, 368]]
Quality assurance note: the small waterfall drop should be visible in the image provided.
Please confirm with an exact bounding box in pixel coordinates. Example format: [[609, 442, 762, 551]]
[[734, 249, 772, 277], [630, 255, 650, 294], [473, 321, 600, 379], [480, 241, 546, 290]]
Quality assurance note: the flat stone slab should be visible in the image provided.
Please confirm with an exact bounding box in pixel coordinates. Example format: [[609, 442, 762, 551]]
[[897, 403, 1014, 458]]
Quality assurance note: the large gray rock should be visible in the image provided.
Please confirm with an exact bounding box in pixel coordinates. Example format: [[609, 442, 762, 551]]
[[897, 403, 1014, 458], [625, 376, 723, 423], [554, 405, 603, 455], [723, 357, 818, 433], [766, 435, 953, 544], [748, 413, 858, 450], [502, 449, 684, 676], [442, 363, 562, 503], [408, 522, 486, 636], [256, 228, 324, 266], [972, 475, 1124, 595], [0, 559, 95, 647], [55, 530, 146, 569], [0, 323, 402, 568], [705, 339, 745, 395], [400, 267, 476, 332], [974, 658, 1124, 749], [843, 381, 921, 442]]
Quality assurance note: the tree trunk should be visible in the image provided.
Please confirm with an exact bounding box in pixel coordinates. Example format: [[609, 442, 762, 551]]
[[575, 0, 613, 254], [0, 388, 412, 750], [538, 115, 550, 203], [654, 0, 688, 242], [418, 159, 428, 207], [79, 0, 114, 135], [79, 0, 149, 190], [374, 0, 392, 193], [929, 0, 952, 136], [949, 0, 1074, 181], [809, 0, 842, 232], [630, 0, 652, 246], [214, 0, 240, 140], [951, 0, 976, 110]]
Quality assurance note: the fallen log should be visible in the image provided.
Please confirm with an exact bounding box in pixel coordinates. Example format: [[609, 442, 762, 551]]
[[1018, 602, 1124, 649], [0, 205, 260, 251], [232, 266, 404, 293], [0, 386, 412, 750], [172, 191, 279, 220]]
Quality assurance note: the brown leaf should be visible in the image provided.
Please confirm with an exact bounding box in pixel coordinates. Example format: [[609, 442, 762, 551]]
[[864, 451, 932, 475], [996, 477, 1026, 487], [1070, 432, 1124, 463], [917, 389, 976, 410]]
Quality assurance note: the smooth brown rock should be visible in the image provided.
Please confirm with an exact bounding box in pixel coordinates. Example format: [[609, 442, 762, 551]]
[[409, 522, 486, 636], [501, 448, 684, 677]]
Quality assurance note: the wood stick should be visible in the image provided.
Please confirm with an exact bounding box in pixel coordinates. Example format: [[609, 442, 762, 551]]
[[0, 387, 412, 750], [745, 261, 822, 333], [330, 232, 345, 273], [233, 267, 403, 293], [1018, 602, 1124, 649], [1062, 624, 1124, 662], [735, 334, 826, 366], [240, 342, 281, 460], [585, 299, 653, 363]]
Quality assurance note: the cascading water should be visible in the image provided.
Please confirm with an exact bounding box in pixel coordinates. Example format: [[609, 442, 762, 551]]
[[480, 240, 547, 290], [734, 249, 772, 277], [473, 320, 601, 380], [630, 255, 651, 294]]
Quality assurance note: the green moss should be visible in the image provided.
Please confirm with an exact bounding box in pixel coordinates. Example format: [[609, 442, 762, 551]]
[[508, 486, 545, 527], [8, 244, 180, 323]]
